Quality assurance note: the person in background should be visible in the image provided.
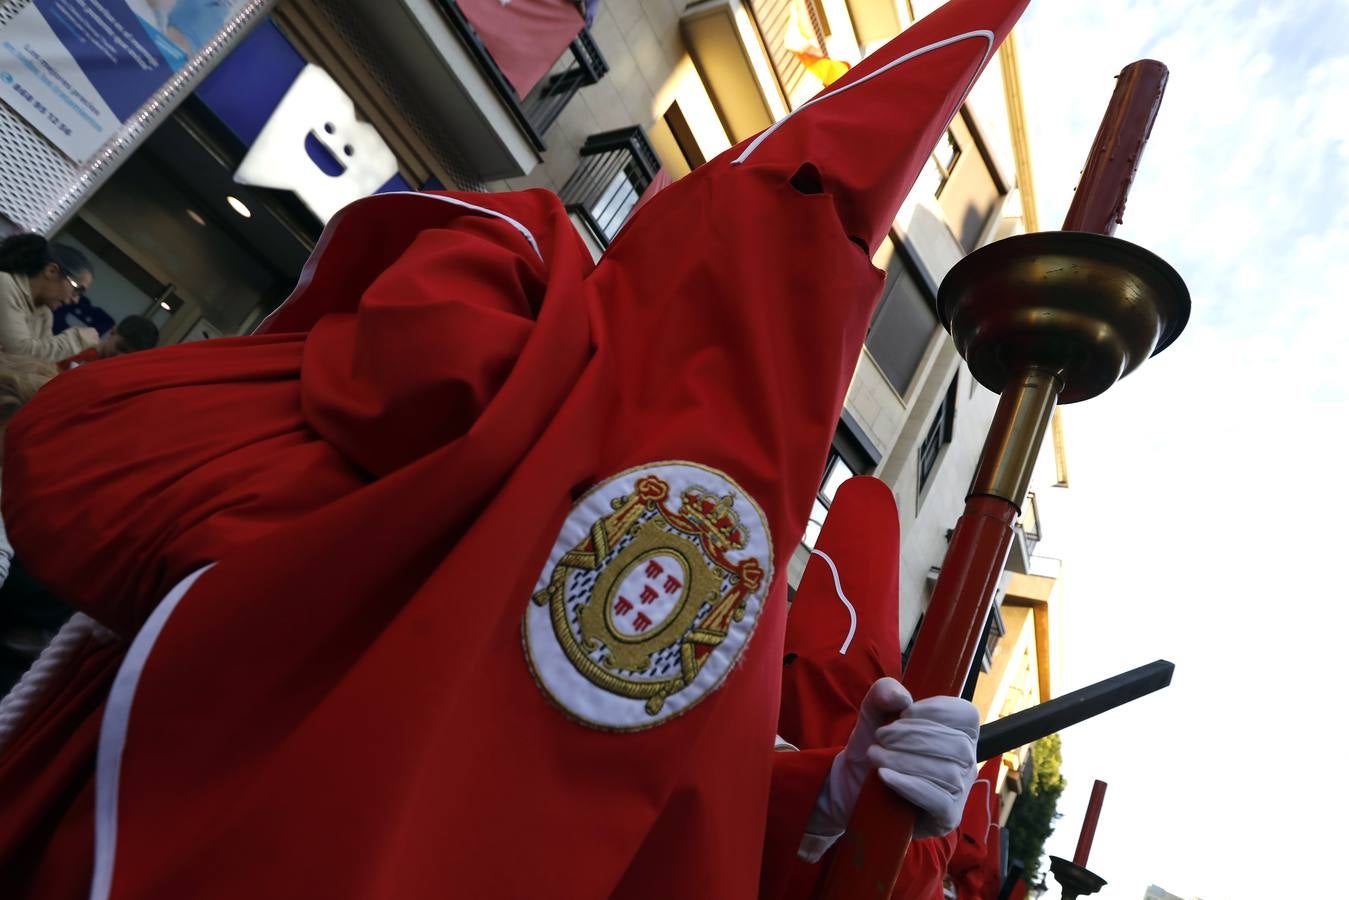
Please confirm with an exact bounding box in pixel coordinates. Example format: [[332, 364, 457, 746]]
[[0, 352, 66, 693], [52, 292, 116, 338], [0, 358, 119, 869], [0, 234, 99, 362], [58, 315, 160, 370], [768, 477, 975, 900]]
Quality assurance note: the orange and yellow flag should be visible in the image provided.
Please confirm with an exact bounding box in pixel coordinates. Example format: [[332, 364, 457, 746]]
[[784, 0, 850, 85]]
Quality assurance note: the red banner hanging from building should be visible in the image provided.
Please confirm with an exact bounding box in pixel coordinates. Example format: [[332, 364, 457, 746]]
[[458, 0, 585, 97]]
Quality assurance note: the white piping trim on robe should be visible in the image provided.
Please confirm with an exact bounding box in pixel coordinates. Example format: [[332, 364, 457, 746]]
[[90, 565, 213, 900], [731, 30, 997, 166], [256, 191, 543, 333], [809, 548, 858, 655], [967, 776, 996, 842]]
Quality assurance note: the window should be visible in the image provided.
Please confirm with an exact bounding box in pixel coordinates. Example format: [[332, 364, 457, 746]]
[[1021, 490, 1042, 544], [749, 0, 828, 106], [801, 421, 878, 549], [918, 376, 958, 493], [803, 450, 856, 549], [979, 602, 1006, 673], [929, 127, 961, 196], [934, 109, 1004, 252], [865, 241, 939, 395], [560, 127, 660, 247], [806, 0, 832, 37], [592, 175, 640, 242], [902, 611, 924, 669]]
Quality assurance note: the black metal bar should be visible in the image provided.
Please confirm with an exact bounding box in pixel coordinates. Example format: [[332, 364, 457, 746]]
[[576, 127, 661, 181], [976, 659, 1175, 760], [960, 602, 1002, 701], [959, 622, 984, 701], [571, 28, 610, 83], [520, 29, 610, 136], [998, 863, 1026, 900]]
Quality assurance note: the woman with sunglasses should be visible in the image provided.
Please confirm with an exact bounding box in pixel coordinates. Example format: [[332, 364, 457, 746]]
[[0, 233, 99, 361]]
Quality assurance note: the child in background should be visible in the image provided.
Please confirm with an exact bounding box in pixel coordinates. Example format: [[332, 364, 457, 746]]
[[57, 315, 160, 371]]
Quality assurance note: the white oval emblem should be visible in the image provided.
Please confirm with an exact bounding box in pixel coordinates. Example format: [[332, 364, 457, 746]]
[[523, 462, 773, 731]]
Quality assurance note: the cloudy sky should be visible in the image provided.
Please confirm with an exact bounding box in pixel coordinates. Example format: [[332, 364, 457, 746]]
[[1014, 1, 1349, 897]]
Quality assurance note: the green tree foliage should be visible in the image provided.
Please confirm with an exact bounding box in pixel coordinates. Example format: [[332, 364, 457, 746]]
[[1005, 733, 1066, 885]]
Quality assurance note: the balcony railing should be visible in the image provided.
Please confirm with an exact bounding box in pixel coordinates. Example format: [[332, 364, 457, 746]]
[[979, 601, 1006, 673], [1007, 741, 1034, 793], [1020, 490, 1042, 553], [436, 0, 607, 150], [521, 29, 610, 137], [560, 127, 661, 249]]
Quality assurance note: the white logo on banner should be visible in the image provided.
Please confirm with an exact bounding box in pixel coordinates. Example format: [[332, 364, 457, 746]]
[[234, 64, 399, 222]]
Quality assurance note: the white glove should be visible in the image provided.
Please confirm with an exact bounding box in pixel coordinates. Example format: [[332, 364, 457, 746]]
[[808, 677, 980, 847]]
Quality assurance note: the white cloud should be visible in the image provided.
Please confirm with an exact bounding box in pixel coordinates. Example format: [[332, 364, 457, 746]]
[[1015, 1, 1349, 897]]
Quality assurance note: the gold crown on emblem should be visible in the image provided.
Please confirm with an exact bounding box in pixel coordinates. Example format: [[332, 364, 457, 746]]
[[679, 487, 748, 551]]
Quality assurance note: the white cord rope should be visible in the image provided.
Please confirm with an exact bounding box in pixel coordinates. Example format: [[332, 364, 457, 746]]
[[0, 613, 116, 755]]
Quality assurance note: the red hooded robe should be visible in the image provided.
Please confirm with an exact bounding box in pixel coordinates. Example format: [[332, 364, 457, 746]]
[[767, 476, 955, 900], [0, 1, 1030, 897], [949, 756, 1005, 898]]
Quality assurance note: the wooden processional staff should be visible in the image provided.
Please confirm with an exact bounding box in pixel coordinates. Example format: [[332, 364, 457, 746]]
[[816, 59, 1185, 899]]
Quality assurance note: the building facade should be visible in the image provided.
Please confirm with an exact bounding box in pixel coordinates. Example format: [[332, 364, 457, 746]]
[[0, 0, 1057, 759]]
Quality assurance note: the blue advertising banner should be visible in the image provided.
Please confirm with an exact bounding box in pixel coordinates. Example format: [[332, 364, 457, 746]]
[[0, 0, 244, 162]]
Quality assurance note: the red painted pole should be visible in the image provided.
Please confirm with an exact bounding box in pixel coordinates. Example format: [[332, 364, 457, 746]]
[[820, 497, 1018, 898], [1063, 61, 1168, 235], [814, 59, 1170, 900], [901, 497, 1019, 694], [1073, 780, 1108, 867]]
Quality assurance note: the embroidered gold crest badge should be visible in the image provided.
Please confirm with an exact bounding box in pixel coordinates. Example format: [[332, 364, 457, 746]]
[[523, 462, 773, 730]]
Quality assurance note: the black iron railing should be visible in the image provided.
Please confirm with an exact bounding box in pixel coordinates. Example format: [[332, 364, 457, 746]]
[[959, 600, 1006, 700], [436, 1, 607, 149], [1009, 743, 1034, 793], [1020, 490, 1042, 552], [560, 127, 660, 248], [521, 29, 609, 137], [979, 601, 1006, 673]]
